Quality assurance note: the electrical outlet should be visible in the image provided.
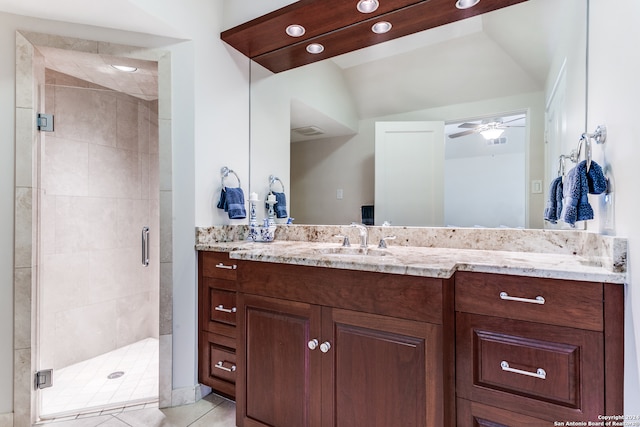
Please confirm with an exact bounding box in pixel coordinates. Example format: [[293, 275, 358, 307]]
[[336, 189, 343, 199]]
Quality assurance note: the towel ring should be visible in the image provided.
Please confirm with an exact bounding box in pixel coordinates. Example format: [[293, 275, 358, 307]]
[[221, 166, 241, 190], [269, 175, 285, 193]]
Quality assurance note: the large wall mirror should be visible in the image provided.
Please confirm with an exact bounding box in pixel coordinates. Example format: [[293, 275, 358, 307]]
[[249, 0, 587, 229]]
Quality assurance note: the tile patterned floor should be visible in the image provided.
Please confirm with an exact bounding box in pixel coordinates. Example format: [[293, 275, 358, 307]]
[[40, 338, 159, 418], [36, 393, 236, 427]]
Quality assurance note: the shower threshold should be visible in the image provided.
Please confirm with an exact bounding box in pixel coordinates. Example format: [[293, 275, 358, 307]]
[[39, 337, 159, 420]]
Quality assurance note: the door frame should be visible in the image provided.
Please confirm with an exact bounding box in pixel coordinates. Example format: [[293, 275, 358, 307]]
[[13, 31, 173, 425]]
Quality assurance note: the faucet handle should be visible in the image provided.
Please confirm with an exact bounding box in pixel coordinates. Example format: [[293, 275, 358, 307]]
[[378, 235, 396, 249], [334, 234, 351, 247]]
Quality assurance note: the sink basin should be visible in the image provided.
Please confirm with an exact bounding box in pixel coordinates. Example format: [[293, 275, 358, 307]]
[[310, 246, 391, 257]]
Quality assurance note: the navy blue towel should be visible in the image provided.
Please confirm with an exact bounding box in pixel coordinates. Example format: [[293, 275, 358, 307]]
[[560, 160, 607, 226], [265, 192, 288, 218], [543, 176, 563, 224], [217, 187, 246, 219], [587, 161, 607, 195]]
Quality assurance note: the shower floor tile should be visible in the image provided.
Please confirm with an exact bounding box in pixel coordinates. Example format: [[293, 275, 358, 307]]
[[40, 337, 158, 419]]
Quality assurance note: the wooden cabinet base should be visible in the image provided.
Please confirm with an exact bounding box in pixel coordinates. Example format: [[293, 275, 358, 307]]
[[457, 398, 554, 427]]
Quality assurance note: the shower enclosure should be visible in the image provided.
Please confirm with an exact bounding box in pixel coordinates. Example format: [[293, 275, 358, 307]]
[[36, 67, 160, 419]]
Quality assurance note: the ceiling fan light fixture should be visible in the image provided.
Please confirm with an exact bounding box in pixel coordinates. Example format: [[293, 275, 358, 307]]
[[357, 0, 379, 13], [371, 21, 392, 34], [286, 24, 306, 37], [455, 0, 480, 9], [480, 127, 505, 140], [306, 43, 325, 54]]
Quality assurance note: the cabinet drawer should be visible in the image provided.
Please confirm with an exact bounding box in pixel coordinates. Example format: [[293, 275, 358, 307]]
[[199, 331, 236, 399], [209, 346, 237, 384], [456, 312, 604, 421], [208, 288, 237, 326], [457, 398, 551, 427], [201, 251, 238, 281], [455, 272, 603, 331]]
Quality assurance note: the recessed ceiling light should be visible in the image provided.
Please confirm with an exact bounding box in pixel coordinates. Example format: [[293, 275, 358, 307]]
[[286, 24, 306, 37], [357, 0, 379, 13], [455, 0, 480, 9], [371, 21, 392, 34], [111, 65, 138, 73], [306, 43, 325, 54]]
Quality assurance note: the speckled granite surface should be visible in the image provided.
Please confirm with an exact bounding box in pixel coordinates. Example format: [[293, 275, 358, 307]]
[[195, 225, 627, 283]]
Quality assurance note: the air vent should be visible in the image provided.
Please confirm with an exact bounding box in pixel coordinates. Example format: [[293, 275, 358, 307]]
[[292, 126, 324, 136], [487, 137, 507, 145]]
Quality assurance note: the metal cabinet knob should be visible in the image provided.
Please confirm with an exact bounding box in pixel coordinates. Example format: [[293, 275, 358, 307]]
[[320, 341, 331, 353], [308, 339, 319, 350]]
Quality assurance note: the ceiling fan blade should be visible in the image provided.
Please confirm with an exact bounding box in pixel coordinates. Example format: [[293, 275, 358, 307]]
[[458, 122, 480, 129], [448, 129, 477, 138]]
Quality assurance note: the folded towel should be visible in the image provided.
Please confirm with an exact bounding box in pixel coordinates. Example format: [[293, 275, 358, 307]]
[[561, 160, 593, 226], [543, 176, 563, 224], [217, 187, 246, 219], [265, 192, 288, 218]]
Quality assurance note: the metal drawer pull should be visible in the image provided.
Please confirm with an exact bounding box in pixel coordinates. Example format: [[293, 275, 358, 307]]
[[215, 263, 237, 270], [215, 304, 237, 313], [500, 361, 546, 380], [214, 361, 236, 372], [308, 339, 319, 350], [500, 292, 545, 305]]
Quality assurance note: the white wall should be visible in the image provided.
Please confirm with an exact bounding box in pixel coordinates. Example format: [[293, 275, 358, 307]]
[[589, 0, 640, 414], [0, 0, 249, 416]]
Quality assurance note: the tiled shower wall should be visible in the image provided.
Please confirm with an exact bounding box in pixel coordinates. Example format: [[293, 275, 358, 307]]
[[39, 70, 159, 370]]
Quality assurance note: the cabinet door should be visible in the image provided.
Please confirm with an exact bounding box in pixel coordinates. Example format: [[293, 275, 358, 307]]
[[238, 294, 322, 427], [322, 307, 442, 427]]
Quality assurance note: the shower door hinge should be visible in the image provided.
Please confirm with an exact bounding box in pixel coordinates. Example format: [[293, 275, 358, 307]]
[[35, 369, 53, 390], [37, 113, 54, 132]]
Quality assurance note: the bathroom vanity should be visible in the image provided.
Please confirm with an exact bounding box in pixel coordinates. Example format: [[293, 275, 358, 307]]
[[196, 225, 625, 427]]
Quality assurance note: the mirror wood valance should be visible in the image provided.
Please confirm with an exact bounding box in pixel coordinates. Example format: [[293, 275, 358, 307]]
[[221, 0, 526, 73]]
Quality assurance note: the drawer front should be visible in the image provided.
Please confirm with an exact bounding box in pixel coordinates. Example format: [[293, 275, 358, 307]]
[[457, 398, 552, 427], [209, 346, 237, 384], [455, 272, 603, 331], [209, 288, 237, 326], [198, 332, 236, 399], [238, 260, 446, 324], [456, 312, 604, 421], [200, 251, 238, 281]]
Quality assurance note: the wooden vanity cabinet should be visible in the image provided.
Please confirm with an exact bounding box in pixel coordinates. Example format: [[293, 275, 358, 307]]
[[236, 260, 455, 427], [198, 251, 239, 399], [455, 272, 624, 426]]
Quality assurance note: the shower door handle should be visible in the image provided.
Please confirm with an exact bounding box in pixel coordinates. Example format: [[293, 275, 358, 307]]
[[142, 226, 150, 267]]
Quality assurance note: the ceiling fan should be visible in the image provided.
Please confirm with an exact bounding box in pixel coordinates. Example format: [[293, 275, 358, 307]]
[[448, 117, 524, 139]]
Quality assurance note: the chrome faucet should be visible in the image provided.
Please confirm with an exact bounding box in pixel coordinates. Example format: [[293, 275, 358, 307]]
[[350, 222, 368, 248]]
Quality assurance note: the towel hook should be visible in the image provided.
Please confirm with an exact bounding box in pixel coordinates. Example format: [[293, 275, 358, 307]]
[[557, 154, 569, 177], [221, 166, 241, 190], [579, 125, 607, 172], [582, 124, 607, 145], [269, 175, 285, 193]]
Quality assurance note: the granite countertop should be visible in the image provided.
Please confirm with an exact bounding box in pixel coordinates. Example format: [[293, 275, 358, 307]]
[[197, 239, 627, 284]]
